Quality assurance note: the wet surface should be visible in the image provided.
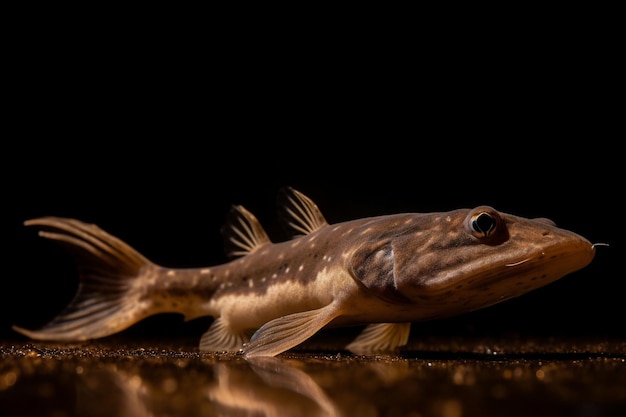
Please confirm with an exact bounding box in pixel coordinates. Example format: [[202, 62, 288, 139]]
[[1, 336, 625, 417]]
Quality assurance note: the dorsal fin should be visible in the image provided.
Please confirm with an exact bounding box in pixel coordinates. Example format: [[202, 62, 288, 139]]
[[221, 205, 271, 259], [277, 187, 328, 238]]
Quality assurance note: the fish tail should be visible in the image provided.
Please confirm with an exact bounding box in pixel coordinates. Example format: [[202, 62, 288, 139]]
[[13, 217, 155, 342]]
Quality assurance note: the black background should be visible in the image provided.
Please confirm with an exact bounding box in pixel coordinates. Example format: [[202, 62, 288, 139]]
[[2, 18, 621, 344]]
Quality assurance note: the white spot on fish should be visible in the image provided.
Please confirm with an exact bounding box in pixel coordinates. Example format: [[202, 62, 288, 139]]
[[291, 240, 301, 248], [360, 227, 372, 235], [200, 269, 211, 275], [167, 270, 176, 276], [272, 273, 277, 279], [278, 253, 285, 260], [446, 215, 451, 222], [298, 265, 304, 272], [285, 267, 290, 273], [261, 277, 267, 283], [404, 218, 414, 224], [248, 280, 254, 288], [332, 226, 340, 232]]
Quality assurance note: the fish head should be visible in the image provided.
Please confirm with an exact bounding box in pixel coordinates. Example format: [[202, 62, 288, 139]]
[[350, 206, 595, 319]]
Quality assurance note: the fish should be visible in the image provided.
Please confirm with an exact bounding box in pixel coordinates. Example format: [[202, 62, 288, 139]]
[[13, 187, 597, 358]]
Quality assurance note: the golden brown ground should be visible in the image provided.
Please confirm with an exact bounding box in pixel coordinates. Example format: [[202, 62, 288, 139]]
[[1, 335, 625, 417]]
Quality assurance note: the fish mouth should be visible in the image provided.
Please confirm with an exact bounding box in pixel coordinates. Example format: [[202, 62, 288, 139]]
[[405, 233, 597, 301], [474, 236, 596, 293], [408, 236, 598, 320]]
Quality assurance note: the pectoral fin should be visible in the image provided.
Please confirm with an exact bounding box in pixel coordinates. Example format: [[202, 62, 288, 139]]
[[243, 304, 340, 358], [345, 322, 411, 355]]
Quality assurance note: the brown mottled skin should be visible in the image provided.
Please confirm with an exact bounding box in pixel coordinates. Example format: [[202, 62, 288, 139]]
[[13, 188, 595, 358]]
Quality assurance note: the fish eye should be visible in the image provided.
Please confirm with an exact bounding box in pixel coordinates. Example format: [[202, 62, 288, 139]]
[[466, 209, 499, 239]]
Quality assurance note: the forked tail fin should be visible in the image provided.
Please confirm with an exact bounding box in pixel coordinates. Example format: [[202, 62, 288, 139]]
[[13, 217, 154, 341]]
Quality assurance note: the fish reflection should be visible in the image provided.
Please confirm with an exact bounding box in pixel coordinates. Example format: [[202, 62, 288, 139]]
[[77, 368, 152, 417], [74, 357, 343, 417], [1, 352, 420, 417], [208, 357, 341, 417], [3, 348, 621, 417]]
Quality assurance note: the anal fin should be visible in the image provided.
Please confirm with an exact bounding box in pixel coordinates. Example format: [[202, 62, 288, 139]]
[[345, 323, 411, 355], [199, 318, 249, 353], [243, 304, 340, 358]]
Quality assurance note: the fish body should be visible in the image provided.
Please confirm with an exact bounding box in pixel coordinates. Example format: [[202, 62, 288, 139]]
[[13, 188, 596, 357]]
